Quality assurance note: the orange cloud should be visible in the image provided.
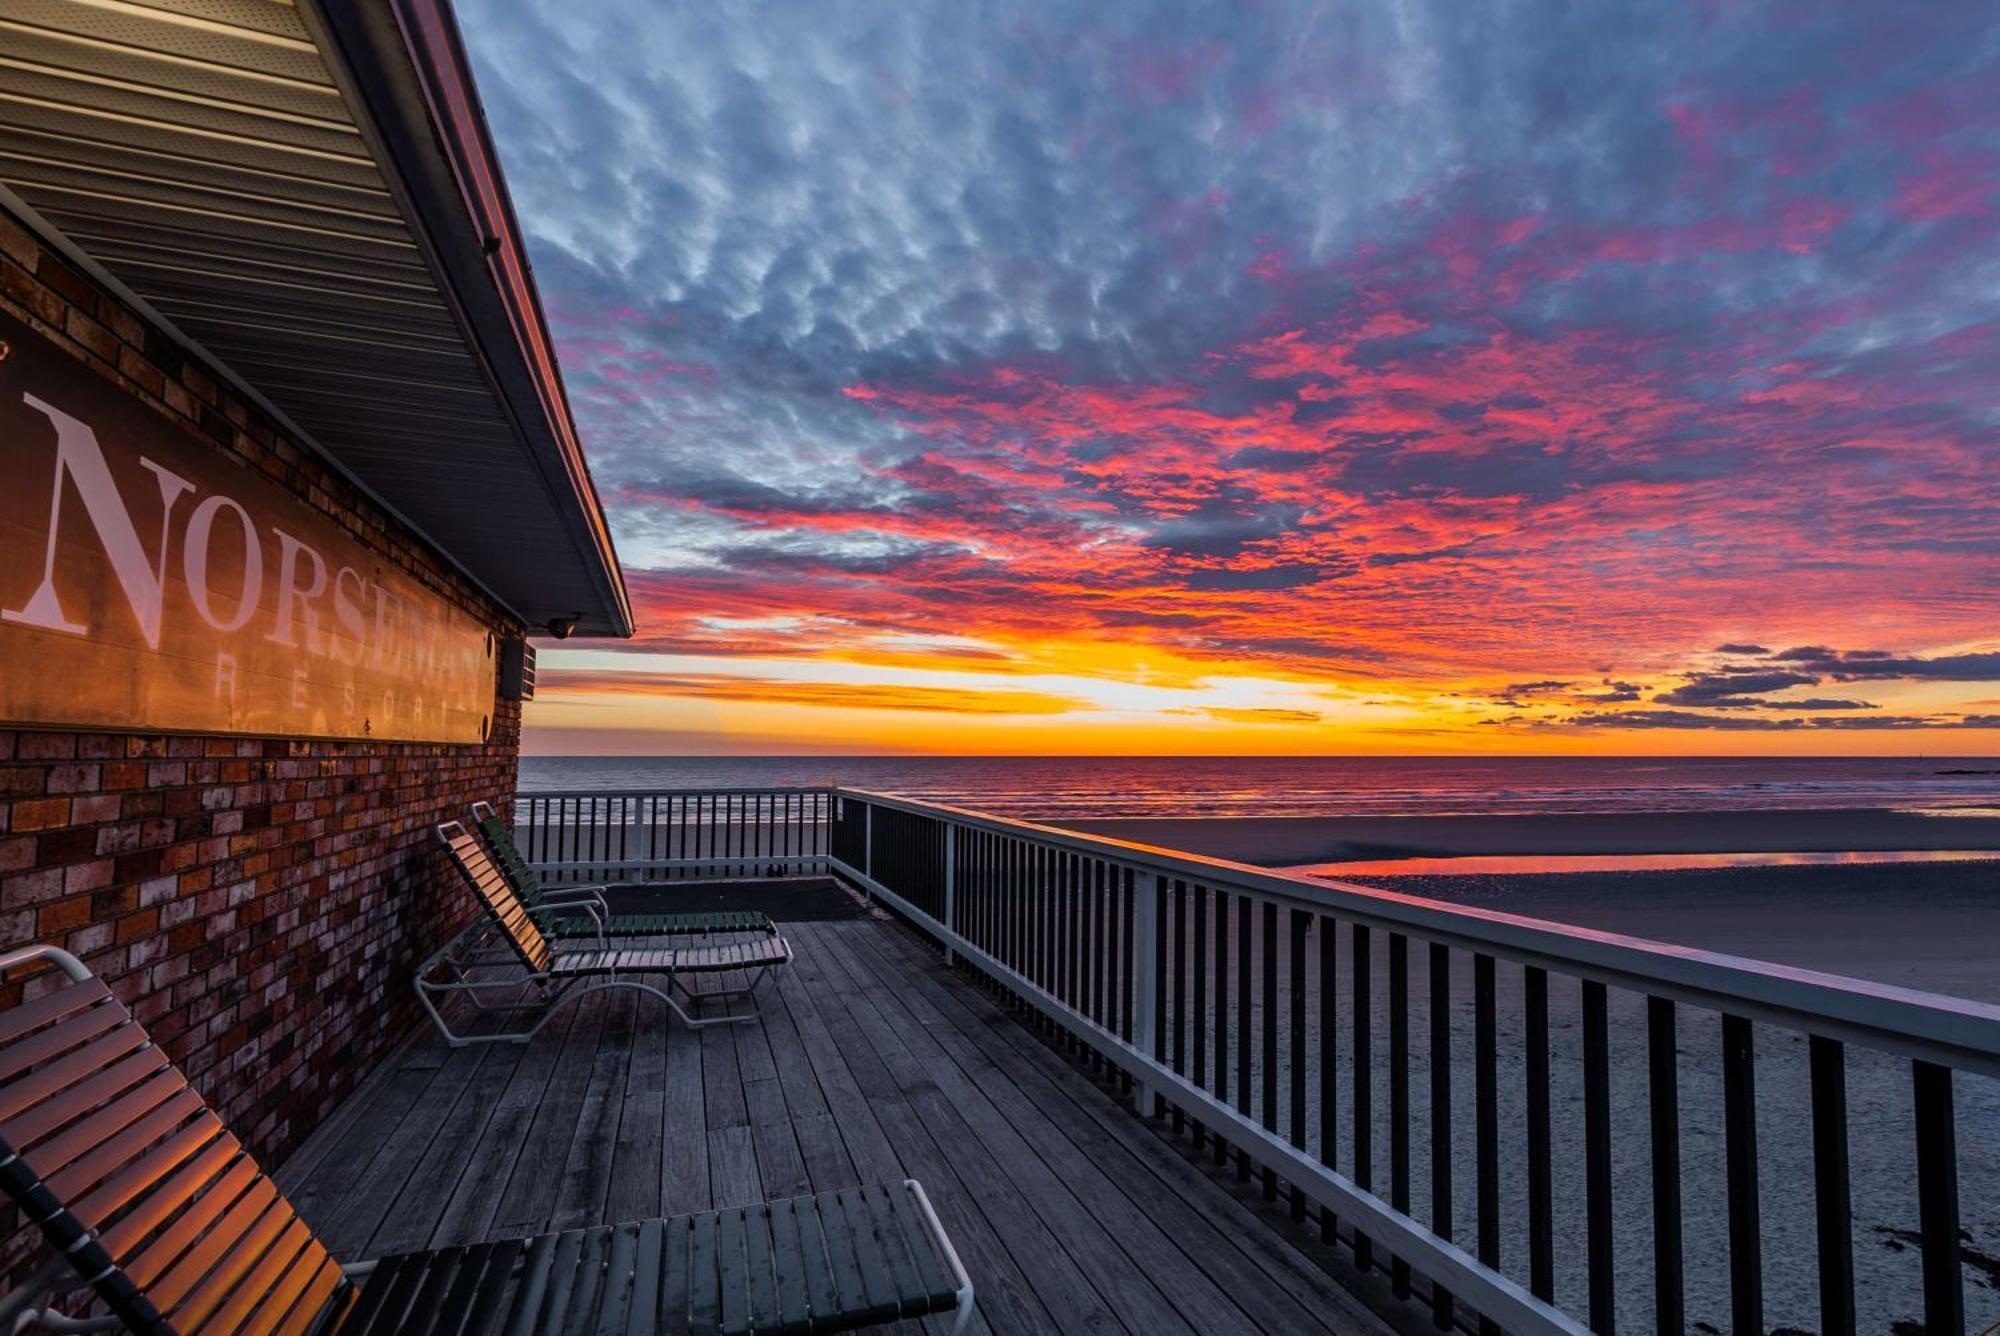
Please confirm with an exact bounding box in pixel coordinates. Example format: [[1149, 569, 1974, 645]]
[[537, 669, 1086, 716]]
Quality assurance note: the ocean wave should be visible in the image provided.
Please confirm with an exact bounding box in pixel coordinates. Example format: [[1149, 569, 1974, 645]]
[[517, 755, 2000, 821]]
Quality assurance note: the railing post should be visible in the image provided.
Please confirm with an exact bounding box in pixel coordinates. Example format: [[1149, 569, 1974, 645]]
[[943, 823, 957, 965], [863, 802, 874, 881], [1914, 1060, 1963, 1336], [1131, 867, 1161, 1118]]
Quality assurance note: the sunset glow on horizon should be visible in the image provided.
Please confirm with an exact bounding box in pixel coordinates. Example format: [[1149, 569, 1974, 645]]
[[465, 1, 2000, 757]]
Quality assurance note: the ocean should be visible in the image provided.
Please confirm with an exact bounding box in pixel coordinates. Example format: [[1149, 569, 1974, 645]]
[[517, 754, 2000, 821]]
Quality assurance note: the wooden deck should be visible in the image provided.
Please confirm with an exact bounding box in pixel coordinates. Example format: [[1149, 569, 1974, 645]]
[[279, 885, 1395, 1334]]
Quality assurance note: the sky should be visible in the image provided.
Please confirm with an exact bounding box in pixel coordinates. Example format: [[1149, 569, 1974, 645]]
[[460, 0, 2000, 756]]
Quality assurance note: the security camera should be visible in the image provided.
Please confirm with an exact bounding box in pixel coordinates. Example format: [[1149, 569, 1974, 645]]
[[546, 615, 580, 639]]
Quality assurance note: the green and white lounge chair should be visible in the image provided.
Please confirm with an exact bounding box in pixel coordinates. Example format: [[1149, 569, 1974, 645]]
[[419, 822, 793, 1046], [0, 944, 974, 1334], [470, 801, 775, 940]]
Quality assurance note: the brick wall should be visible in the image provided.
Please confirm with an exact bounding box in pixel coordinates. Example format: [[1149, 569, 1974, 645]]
[[0, 203, 526, 1278]]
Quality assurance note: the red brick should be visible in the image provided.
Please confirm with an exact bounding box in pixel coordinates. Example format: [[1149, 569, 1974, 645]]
[[102, 762, 149, 790], [71, 795, 120, 824], [9, 798, 70, 832], [17, 734, 74, 762], [63, 306, 117, 362], [0, 212, 36, 268], [103, 303, 146, 349], [44, 764, 100, 795], [113, 848, 165, 883], [36, 898, 92, 935], [1, 259, 64, 327], [1, 869, 64, 910], [182, 360, 218, 405], [89, 884, 137, 918], [116, 908, 160, 943], [35, 251, 94, 307], [36, 827, 94, 865], [63, 860, 113, 895]]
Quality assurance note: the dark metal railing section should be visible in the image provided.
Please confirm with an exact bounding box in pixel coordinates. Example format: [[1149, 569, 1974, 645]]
[[513, 787, 832, 883], [525, 785, 2000, 1335]]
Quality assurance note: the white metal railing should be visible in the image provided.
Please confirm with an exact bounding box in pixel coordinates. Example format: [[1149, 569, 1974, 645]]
[[517, 784, 2000, 1336], [513, 787, 835, 883]]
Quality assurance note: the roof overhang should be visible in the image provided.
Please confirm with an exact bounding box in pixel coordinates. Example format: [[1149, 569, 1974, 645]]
[[0, 0, 633, 637]]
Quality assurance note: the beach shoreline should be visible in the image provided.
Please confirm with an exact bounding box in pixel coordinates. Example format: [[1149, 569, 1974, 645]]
[[1066, 806, 2000, 1003], [1067, 805, 2000, 866], [1333, 859, 2000, 1003]]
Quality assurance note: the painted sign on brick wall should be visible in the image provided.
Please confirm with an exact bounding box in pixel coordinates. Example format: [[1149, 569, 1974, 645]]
[[0, 310, 495, 742]]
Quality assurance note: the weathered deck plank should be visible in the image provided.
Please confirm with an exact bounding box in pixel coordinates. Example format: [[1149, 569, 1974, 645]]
[[806, 921, 1254, 1335], [361, 1042, 520, 1258], [441, 991, 593, 1246], [552, 990, 638, 1229], [834, 913, 1391, 1332], [776, 926, 1058, 1334], [660, 1013, 709, 1217], [284, 897, 1393, 1335], [800, 922, 1178, 1334], [319, 1042, 494, 1255], [607, 990, 669, 1226]]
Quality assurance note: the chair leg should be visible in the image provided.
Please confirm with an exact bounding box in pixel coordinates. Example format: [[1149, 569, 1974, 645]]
[[905, 1179, 977, 1334], [416, 975, 482, 1049], [679, 968, 757, 1002], [418, 972, 580, 1046], [579, 978, 753, 1029], [421, 955, 771, 1042], [661, 979, 755, 1028], [669, 952, 791, 1009]]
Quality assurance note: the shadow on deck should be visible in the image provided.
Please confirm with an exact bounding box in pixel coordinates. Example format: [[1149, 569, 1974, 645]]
[[278, 880, 1396, 1335]]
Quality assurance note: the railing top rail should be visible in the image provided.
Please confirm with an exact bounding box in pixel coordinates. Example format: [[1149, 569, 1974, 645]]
[[833, 786, 2000, 1074], [517, 785, 837, 799]]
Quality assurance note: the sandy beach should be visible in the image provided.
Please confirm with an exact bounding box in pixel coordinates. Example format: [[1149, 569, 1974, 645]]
[[1067, 806, 2000, 1003], [1337, 858, 2000, 1004]]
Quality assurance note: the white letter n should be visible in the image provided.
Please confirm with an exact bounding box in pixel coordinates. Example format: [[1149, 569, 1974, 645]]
[[2, 393, 194, 650]]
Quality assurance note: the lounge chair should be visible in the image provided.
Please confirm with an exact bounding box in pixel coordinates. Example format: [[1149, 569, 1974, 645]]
[[419, 822, 794, 1046], [0, 944, 974, 1334], [469, 801, 774, 940]]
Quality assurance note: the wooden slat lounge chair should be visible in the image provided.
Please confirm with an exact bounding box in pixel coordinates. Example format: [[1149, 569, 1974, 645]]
[[0, 944, 974, 1334], [419, 822, 794, 1046], [469, 801, 775, 941]]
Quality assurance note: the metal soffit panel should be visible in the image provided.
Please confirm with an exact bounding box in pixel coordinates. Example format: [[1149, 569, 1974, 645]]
[[0, 0, 631, 635]]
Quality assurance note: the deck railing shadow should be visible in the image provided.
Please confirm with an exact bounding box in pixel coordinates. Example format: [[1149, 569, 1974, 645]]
[[516, 785, 2000, 1336]]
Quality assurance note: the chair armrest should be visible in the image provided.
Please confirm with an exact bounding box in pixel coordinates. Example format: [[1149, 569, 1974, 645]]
[[0, 1255, 75, 1331], [533, 884, 613, 912], [523, 900, 602, 927], [524, 901, 606, 950]]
